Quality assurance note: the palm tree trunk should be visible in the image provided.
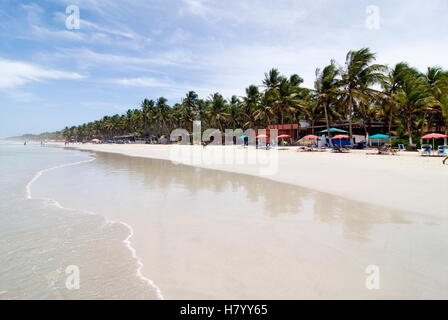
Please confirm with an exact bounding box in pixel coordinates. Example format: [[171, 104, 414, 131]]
[[407, 116, 413, 145], [420, 112, 427, 135], [388, 111, 393, 135], [348, 94, 354, 146], [323, 99, 333, 147]]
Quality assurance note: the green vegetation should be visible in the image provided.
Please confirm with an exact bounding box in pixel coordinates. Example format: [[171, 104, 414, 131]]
[[32, 48, 448, 145]]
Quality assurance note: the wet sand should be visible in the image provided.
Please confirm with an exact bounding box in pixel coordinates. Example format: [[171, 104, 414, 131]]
[[35, 149, 448, 299], [59, 143, 448, 218]]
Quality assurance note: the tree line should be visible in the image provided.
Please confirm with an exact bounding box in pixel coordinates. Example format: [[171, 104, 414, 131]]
[[58, 48, 448, 146]]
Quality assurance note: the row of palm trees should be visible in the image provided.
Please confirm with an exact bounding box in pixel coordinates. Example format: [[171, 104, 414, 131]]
[[61, 48, 448, 145]]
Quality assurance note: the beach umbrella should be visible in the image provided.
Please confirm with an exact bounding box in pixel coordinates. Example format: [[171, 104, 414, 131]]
[[332, 135, 350, 139], [239, 135, 249, 139], [278, 134, 291, 146], [370, 134, 390, 139], [370, 134, 390, 147], [256, 134, 268, 138], [302, 135, 319, 148], [318, 128, 348, 134], [332, 135, 350, 147], [421, 133, 448, 153], [303, 135, 318, 140], [421, 133, 447, 139]]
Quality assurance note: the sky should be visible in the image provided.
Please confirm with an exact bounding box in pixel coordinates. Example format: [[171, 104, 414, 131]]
[[1, 0, 448, 137]]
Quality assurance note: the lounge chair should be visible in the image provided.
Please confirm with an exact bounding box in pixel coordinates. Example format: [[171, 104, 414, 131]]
[[332, 145, 349, 153], [420, 144, 432, 156], [297, 146, 312, 152], [332, 145, 342, 153], [437, 145, 448, 157], [398, 144, 405, 151]]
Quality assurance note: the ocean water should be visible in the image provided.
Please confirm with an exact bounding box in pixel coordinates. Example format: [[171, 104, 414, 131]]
[[2, 141, 448, 299], [0, 142, 159, 299]]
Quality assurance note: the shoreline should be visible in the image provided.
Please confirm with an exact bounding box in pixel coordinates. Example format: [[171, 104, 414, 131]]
[[23, 151, 164, 299], [51, 143, 447, 218]]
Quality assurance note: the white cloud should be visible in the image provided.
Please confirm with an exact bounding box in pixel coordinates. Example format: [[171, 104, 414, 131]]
[[0, 58, 84, 90], [181, 0, 212, 17], [54, 48, 194, 71], [30, 25, 85, 41], [108, 77, 172, 87]]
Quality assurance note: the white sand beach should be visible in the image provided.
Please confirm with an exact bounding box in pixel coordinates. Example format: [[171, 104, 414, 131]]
[[38, 143, 448, 300]]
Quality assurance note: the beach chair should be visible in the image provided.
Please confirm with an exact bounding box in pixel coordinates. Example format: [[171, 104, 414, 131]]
[[398, 144, 405, 151], [438, 145, 448, 157], [377, 145, 387, 154], [420, 144, 432, 156], [332, 145, 349, 153]]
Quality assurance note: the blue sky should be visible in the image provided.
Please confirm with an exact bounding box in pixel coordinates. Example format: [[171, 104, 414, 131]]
[[1, 0, 448, 137]]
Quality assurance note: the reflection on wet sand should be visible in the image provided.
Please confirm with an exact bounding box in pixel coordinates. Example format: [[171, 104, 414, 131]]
[[93, 152, 416, 243]]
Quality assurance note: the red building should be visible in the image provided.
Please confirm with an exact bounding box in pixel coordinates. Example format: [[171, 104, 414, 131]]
[[266, 124, 300, 141]]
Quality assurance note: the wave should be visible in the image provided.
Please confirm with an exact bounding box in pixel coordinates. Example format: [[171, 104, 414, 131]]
[[25, 155, 164, 300]]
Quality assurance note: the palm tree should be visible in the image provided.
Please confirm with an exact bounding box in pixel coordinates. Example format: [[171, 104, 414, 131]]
[[183, 91, 199, 118], [154, 97, 171, 136], [207, 93, 229, 132], [395, 69, 437, 144], [49, 49, 448, 143], [240, 85, 261, 129], [180, 103, 195, 131], [227, 95, 241, 130], [253, 94, 273, 128], [421, 67, 445, 134], [340, 48, 386, 145], [141, 99, 155, 137], [263, 68, 283, 91], [296, 95, 323, 134], [378, 63, 410, 135], [272, 77, 299, 130], [314, 60, 340, 144]]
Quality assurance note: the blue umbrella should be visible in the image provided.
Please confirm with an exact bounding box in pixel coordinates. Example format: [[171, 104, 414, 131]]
[[370, 134, 390, 147], [318, 128, 348, 134]]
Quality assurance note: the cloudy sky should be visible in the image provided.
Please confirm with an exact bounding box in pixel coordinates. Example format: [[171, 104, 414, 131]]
[[1, 0, 448, 137]]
